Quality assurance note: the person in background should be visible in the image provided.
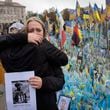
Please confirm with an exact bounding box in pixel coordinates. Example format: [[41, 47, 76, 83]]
[[0, 17, 68, 110], [8, 21, 24, 34]]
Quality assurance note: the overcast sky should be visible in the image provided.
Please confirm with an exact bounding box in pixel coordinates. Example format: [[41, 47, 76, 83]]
[[10, 0, 106, 13]]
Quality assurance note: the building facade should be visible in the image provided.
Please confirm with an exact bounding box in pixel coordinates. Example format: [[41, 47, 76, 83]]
[[0, 0, 26, 33]]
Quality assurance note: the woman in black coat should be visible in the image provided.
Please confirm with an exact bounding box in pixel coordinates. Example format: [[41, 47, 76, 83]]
[[0, 17, 68, 110]]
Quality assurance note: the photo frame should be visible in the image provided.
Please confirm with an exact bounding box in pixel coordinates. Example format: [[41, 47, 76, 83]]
[[56, 90, 62, 102], [57, 95, 71, 110], [5, 71, 37, 110]]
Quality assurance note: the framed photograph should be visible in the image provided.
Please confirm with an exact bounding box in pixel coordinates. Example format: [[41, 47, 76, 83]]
[[56, 90, 62, 102], [5, 71, 37, 110], [57, 95, 71, 110]]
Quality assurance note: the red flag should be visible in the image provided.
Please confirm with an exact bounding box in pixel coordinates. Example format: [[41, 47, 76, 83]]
[[56, 9, 66, 49], [60, 30, 66, 48], [72, 24, 82, 46]]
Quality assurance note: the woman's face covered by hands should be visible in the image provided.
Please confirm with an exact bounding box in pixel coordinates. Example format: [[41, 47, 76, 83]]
[[28, 21, 44, 38], [27, 20, 44, 44]]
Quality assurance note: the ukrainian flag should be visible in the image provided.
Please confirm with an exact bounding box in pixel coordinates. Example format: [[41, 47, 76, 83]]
[[93, 3, 101, 22]]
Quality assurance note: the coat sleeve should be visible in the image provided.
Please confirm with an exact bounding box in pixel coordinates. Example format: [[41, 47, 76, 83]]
[[0, 33, 27, 53], [43, 39, 68, 66], [39, 67, 65, 92]]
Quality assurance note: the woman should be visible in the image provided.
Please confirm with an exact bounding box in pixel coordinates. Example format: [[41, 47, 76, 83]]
[[0, 17, 68, 110]]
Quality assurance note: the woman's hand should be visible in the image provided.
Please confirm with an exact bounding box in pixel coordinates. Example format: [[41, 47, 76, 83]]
[[28, 33, 43, 45], [28, 76, 42, 89]]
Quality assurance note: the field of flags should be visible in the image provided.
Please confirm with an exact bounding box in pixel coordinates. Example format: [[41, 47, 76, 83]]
[[0, 0, 110, 109], [45, 0, 110, 109]]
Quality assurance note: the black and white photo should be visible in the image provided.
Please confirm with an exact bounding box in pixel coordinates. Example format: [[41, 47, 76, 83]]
[[12, 80, 30, 104], [5, 71, 37, 110]]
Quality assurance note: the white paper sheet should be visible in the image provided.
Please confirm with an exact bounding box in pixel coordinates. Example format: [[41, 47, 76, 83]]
[[5, 71, 37, 110]]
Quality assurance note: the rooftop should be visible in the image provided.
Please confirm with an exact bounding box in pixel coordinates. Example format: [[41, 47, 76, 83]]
[[0, 1, 25, 7]]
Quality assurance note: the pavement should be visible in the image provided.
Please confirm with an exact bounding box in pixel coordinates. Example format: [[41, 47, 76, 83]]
[[0, 85, 6, 110]]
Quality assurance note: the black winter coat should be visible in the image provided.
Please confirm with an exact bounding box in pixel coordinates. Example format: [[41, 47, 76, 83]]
[[0, 33, 68, 110]]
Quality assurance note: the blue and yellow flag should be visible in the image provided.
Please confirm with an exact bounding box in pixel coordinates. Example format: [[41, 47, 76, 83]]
[[76, 0, 80, 17], [93, 3, 101, 22]]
